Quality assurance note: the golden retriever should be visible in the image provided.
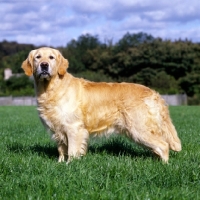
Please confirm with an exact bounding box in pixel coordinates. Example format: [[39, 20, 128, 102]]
[[21, 47, 181, 163]]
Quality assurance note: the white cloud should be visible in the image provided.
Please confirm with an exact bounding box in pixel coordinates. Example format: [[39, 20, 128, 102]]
[[0, 0, 200, 46], [69, 0, 112, 14]]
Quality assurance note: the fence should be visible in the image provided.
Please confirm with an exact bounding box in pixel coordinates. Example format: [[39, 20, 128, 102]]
[[161, 94, 187, 106], [0, 96, 37, 106], [0, 94, 187, 106]]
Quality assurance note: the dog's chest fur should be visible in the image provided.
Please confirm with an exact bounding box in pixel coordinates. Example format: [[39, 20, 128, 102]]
[[36, 84, 81, 133]]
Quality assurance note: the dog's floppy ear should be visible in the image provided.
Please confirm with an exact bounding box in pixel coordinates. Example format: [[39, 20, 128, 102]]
[[58, 53, 69, 76], [21, 50, 36, 76]]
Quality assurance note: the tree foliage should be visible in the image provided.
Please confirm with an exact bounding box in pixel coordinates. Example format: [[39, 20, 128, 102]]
[[1, 33, 200, 104], [1, 75, 34, 96]]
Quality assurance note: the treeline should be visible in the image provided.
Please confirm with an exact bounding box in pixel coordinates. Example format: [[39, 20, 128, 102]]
[[0, 32, 200, 104]]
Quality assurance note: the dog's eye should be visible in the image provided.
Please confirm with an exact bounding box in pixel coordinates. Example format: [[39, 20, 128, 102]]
[[49, 56, 54, 59], [36, 55, 41, 59]]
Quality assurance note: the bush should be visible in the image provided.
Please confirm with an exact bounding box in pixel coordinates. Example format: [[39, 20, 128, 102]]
[[3, 75, 34, 96]]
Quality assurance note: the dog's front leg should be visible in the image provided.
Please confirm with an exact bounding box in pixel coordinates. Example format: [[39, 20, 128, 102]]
[[58, 143, 68, 162], [52, 132, 68, 162], [67, 128, 89, 163]]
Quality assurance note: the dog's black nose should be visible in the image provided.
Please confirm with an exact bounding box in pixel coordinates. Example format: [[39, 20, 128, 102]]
[[40, 62, 49, 71]]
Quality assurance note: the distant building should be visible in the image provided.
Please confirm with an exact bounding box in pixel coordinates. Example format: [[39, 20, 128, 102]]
[[4, 68, 23, 80], [4, 68, 12, 80]]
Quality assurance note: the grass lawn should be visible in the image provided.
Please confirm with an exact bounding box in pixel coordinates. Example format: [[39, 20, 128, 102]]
[[0, 106, 200, 199]]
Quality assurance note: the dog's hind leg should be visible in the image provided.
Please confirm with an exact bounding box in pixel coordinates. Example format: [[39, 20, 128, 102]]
[[134, 132, 169, 162], [148, 138, 169, 163], [126, 125, 169, 162]]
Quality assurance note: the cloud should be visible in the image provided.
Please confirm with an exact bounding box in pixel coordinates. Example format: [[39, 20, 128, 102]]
[[0, 0, 200, 46], [68, 0, 112, 15]]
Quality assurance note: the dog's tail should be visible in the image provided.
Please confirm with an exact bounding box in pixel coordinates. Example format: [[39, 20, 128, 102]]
[[161, 103, 182, 152], [144, 92, 181, 152]]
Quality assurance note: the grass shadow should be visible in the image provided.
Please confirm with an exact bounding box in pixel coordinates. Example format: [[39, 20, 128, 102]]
[[7, 136, 153, 160], [30, 144, 58, 160], [88, 136, 153, 159], [7, 143, 58, 160]]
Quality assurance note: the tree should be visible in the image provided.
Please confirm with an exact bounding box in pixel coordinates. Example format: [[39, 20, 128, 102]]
[[63, 34, 102, 73], [115, 32, 155, 52], [3, 75, 34, 96], [1, 50, 30, 73], [179, 73, 200, 96]]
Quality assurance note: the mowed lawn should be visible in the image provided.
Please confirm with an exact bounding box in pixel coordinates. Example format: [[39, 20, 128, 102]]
[[0, 106, 200, 200]]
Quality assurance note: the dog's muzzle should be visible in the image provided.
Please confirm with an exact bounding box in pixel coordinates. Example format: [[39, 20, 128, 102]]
[[38, 62, 51, 79]]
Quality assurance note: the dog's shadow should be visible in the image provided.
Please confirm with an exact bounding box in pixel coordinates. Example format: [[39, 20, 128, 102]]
[[7, 143, 58, 160], [7, 137, 152, 160], [88, 137, 152, 159]]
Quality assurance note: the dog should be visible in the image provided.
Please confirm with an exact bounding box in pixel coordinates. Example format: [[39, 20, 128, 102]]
[[21, 47, 181, 163]]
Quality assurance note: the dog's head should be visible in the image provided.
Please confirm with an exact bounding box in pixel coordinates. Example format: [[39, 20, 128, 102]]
[[21, 47, 69, 80]]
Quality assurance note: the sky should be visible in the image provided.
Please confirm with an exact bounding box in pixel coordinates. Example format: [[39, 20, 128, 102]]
[[1, 0, 200, 47]]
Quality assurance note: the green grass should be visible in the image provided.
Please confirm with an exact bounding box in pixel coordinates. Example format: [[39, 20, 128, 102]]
[[0, 106, 200, 200]]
